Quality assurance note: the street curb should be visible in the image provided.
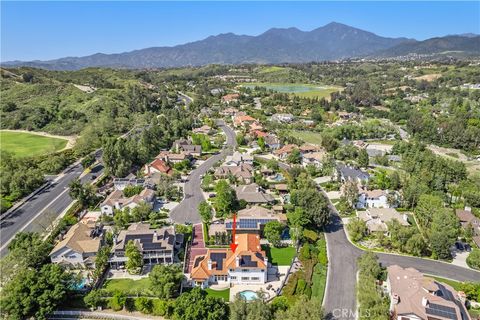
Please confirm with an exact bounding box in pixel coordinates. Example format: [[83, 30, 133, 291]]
[[323, 232, 332, 308]]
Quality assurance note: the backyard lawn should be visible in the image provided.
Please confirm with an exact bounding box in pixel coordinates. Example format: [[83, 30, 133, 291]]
[[103, 278, 153, 295], [262, 245, 296, 266], [0, 130, 67, 157], [205, 288, 230, 301]]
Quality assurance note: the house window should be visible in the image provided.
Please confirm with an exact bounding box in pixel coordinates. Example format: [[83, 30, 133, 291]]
[[251, 277, 260, 281], [241, 277, 249, 281], [242, 269, 249, 272], [230, 276, 237, 280]]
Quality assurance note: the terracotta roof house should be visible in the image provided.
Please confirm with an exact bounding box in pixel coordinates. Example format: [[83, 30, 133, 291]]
[[189, 233, 268, 288], [251, 130, 268, 138], [234, 183, 275, 205], [109, 223, 183, 269], [50, 222, 103, 269], [101, 188, 155, 216], [220, 107, 239, 116], [225, 206, 286, 232], [357, 208, 409, 233], [248, 121, 263, 131], [222, 93, 240, 104], [214, 164, 254, 184], [387, 265, 471, 320], [455, 208, 480, 234], [274, 144, 297, 160], [144, 158, 173, 176], [233, 115, 257, 128]]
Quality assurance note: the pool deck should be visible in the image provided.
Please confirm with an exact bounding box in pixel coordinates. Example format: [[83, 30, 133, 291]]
[[228, 265, 289, 302]]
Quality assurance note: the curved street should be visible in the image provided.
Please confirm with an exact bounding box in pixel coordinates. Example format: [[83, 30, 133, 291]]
[[169, 121, 236, 224], [322, 187, 480, 320]]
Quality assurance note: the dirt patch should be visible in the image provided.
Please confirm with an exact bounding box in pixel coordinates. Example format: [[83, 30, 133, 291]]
[[428, 144, 480, 174], [414, 74, 442, 82], [73, 84, 96, 93]]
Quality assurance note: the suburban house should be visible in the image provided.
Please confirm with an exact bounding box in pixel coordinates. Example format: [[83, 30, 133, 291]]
[[156, 151, 191, 164], [220, 107, 239, 116], [302, 151, 327, 168], [264, 134, 281, 150], [335, 164, 370, 184], [172, 138, 202, 156], [109, 223, 183, 269], [222, 93, 240, 104], [192, 125, 212, 135], [271, 113, 294, 123], [386, 265, 471, 320], [208, 206, 287, 237], [233, 115, 257, 128], [274, 144, 297, 160], [50, 222, 103, 269], [225, 151, 254, 166], [299, 144, 321, 154], [189, 233, 268, 288], [100, 188, 155, 216], [234, 183, 275, 205], [214, 164, 254, 184], [356, 188, 390, 209], [144, 158, 173, 176], [455, 207, 480, 234], [357, 208, 409, 233], [113, 173, 145, 191]]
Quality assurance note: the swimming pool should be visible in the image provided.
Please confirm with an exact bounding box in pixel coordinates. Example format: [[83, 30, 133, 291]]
[[272, 173, 284, 182], [72, 278, 88, 291], [239, 290, 258, 301]]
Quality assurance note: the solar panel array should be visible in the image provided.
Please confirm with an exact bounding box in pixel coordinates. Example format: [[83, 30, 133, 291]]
[[226, 218, 275, 230], [425, 303, 458, 320], [210, 252, 227, 270], [239, 255, 258, 267]]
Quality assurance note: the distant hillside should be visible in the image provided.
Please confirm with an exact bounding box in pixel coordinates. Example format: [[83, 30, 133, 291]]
[[376, 35, 480, 57], [3, 22, 412, 70]]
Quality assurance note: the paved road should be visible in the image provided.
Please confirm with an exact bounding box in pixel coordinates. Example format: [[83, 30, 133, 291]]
[[322, 187, 480, 320], [170, 121, 236, 224], [0, 156, 104, 257]]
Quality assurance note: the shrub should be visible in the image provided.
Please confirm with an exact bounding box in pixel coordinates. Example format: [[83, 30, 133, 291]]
[[135, 297, 152, 314], [108, 292, 126, 311], [303, 229, 318, 243], [300, 244, 311, 261], [152, 299, 170, 316], [295, 279, 307, 295], [124, 298, 135, 312], [466, 249, 480, 270]]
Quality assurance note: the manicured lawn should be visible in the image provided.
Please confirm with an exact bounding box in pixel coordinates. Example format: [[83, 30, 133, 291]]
[[103, 278, 153, 295], [258, 66, 287, 73], [311, 263, 327, 303], [241, 83, 342, 99], [262, 245, 296, 266], [0, 130, 67, 157], [288, 130, 323, 145], [205, 288, 230, 301]]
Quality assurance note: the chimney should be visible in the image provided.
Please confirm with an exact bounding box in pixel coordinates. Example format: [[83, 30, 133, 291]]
[[465, 206, 472, 212], [392, 293, 400, 305], [236, 256, 240, 267], [422, 297, 429, 307], [208, 259, 212, 270], [145, 164, 150, 175]]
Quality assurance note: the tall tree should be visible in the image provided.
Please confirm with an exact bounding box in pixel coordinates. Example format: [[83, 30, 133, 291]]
[[263, 221, 283, 247], [125, 240, 143, 274], [198, 200, 213, 223], [214, 180, 238, 217], [149, 264, 184, 299]]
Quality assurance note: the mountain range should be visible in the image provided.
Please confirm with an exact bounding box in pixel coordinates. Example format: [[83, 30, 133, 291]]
[[3, 22, 479, 70]]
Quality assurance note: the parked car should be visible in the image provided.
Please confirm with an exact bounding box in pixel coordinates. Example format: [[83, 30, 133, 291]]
[[455, 242, 465, 251]]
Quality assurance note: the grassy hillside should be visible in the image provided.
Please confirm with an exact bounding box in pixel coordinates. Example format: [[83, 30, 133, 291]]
[[0, 131, 68, 157]]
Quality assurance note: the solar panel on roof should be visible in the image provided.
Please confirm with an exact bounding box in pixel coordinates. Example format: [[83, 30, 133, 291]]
[[239, 255, 257, 267], [226, 218, 275, 229], [210, 252, 227, 270], [425, 303, 458, 320]]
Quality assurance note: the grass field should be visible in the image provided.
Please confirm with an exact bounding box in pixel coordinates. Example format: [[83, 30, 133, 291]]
[[103, 278, 153, 296], [288, 130, 323, 145], [258, 66, 287, 73], [242, 83, 342, 99], [262, 245, 296, 266], [205, 288, 230, 301], [0, 131, 68, 157]]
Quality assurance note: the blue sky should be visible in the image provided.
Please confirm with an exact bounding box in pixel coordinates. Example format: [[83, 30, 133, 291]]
[[1, 1, 479, 62]]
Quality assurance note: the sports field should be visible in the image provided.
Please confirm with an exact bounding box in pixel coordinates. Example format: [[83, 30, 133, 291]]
[[243, 82, 342, 99], [0, 130, 68, 157]]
